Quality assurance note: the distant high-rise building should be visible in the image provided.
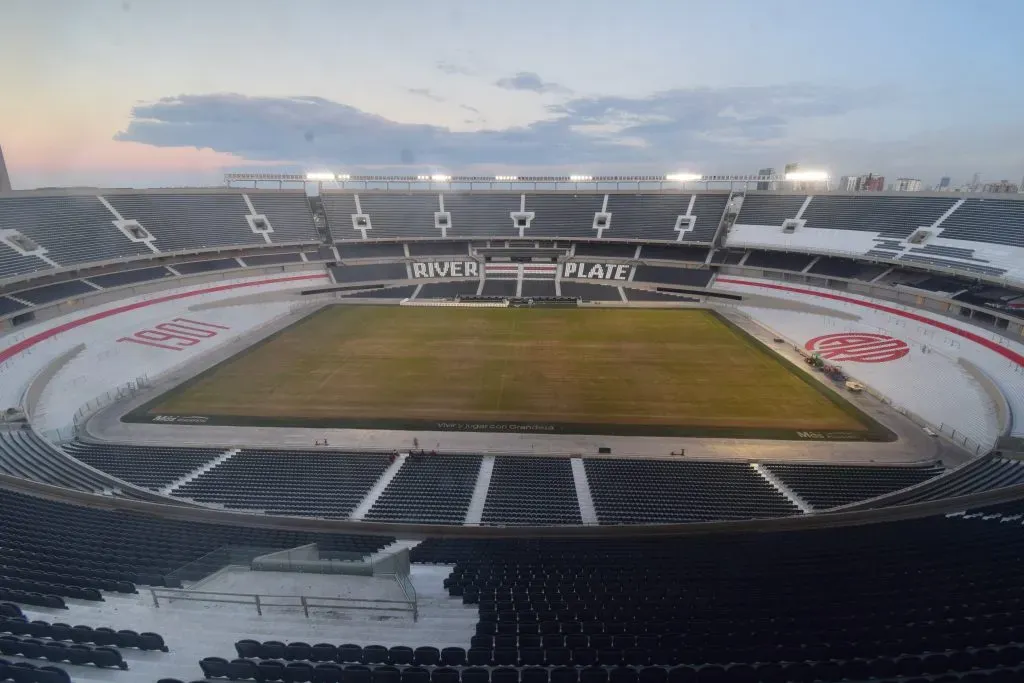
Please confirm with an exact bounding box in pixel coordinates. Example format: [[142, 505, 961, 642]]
[[938, 176, 951, 190], [971, 172, 981, 191], [756, 168, 775, 191], [892, 178, 923, 192], [982, 180, 1019, 194], [856, 173, 885, 192], [0, 143, 11, 193], [838, 175, 859, 191]]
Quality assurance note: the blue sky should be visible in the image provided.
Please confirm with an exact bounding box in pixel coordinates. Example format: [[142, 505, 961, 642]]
[[2, 0, 1022, 189]]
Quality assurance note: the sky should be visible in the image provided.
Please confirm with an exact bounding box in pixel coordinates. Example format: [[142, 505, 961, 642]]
[[2, 0, 1023, 190]]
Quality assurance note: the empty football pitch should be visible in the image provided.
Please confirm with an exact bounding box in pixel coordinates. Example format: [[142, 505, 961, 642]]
[[131, 305, 892, 440]]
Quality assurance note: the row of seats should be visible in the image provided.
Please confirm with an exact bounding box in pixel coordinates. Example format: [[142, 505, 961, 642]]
[[0, 617, 167, 650], [0, 658, 70, 683], [0, 634, 128, 669], [62, 440, 226, 491]]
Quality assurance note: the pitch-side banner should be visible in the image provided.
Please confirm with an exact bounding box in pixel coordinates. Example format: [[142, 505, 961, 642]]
[[410, 261, 480, 278], [562, 262, 634, 281]]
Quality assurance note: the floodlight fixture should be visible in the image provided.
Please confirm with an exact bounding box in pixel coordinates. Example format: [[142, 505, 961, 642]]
[[569, 174, 593, 182], [416, 175, 431, 181], [337, 173, 351, 180], [431, 174, 452, 182], [666, 173, 703, 182], [305, 172, 335, 181], [495, 175, 519, 181], [785, 170, 829, 182]]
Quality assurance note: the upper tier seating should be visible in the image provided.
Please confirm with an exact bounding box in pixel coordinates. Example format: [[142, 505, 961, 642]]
[[526, 195, 604, 238], [735, 193, 808, 225], [685, 193, 731, 243], [366, 453, 483, 524], [939, 198, 1024, 248], [409, 241, 471, 256], [358, 194, 440, 239], [0, 428, 124, 494], [764, 462, 945, 510], [585, 459, 797, 524], [0, 488, 391, 589], [103, 193, 267, 252], [246, 191, 319, 243], [801, 195, 959, 238], [0, 243, 46, 281], [481, 457, 582, 526], [0, 195, 152, 267], [62, 441, 226, 491], [603, 194, 690, 241], [174, 449, 391, 518], [441, 194, 522, 238]]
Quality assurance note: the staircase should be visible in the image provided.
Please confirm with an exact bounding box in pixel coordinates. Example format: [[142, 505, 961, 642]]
[[307, 194, 334, 244], [160, 448, 239, 496]]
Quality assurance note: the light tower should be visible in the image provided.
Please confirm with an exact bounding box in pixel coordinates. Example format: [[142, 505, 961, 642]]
[[0, 143, 11, 193]]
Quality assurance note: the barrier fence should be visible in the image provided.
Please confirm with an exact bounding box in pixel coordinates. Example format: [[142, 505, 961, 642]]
[[148, 588, 417, 620]]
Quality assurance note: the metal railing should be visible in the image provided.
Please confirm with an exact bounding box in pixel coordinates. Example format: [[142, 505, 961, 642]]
[[148, 587, 417, 619]]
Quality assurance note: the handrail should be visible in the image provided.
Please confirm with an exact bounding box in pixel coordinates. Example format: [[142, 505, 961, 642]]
[[149, 588, 415, 619]]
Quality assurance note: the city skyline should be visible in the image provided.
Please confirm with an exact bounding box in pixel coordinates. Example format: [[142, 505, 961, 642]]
[[2, 0, 1023, 189]]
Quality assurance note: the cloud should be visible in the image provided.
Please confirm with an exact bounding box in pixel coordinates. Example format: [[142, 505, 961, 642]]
[[460, 104, 480, 114], [495, 72, 572, 95], [436, 60, 474, 76], [114, 84, 912, 172], [407, 88, 446, 103]]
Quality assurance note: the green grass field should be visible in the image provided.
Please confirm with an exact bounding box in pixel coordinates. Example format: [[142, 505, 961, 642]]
[[138, 306, 885, 439]]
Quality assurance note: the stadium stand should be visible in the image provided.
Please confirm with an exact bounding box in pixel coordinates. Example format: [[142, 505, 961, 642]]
[[173, 449, 392, 518], [409, 241, 471, 256], [339, 242, 407, 259], [939, 197, 1024, 248], [407, 507, 1024, 676], [520, 280, 557, 298], [0, 195, 152, 266], [443, 194, 522, 238], [84, 265, 172, 287], [806, 256, 889, 280], [573, 243, 638, 259], [743, 249, 816, 272], [801, 195, 959, 237], [631, 265, 713, 288], [417, 281, 481, 298], [734, 193, 808, 225], [763, 462, 945, 510], [172, 258, 241, 275], [241, 251, 304, 266], [604, 194, 690, 241], [557, 282, 619, 301], [246, 191, 319, 243], [0, 428, 123, 493], [0, 242, 46, 281], [481, 457, 582, 526], [481, 280, 517, 297], [103, 193, 267, 252], [365, 453, 483, 524], [358, 194, 439, 239], [62, 441, 227, 492], [526, 195, 604, 238], [639, 244, 709, 262], [8, 280, 95, 306], [320, 192, 361, 240], [0, 488, 391, 590], [687, 194, 731, 243], [858, 456, 1024, 509], [585, 458, 798, 523], [0, 297, 27, 315], [331, 262, 409, 283]]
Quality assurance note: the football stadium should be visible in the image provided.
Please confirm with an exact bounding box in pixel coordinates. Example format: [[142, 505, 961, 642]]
[[2, 166, 1024, 682]]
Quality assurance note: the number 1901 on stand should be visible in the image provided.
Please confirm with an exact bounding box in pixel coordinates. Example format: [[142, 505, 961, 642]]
[[117, 318, 230, 351]]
